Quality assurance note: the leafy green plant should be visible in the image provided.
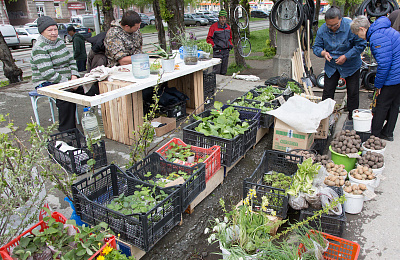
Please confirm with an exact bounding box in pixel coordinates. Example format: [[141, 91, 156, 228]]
[[245, 91, 275, 102], [197, 41, 213, 53], [144, 170, 194, 188], [286, 81, 302, 94], [254, 85, 283, 95], [12, 213, 113, 260], [262, 39, 277, 58], [263, 171, 292, 191], [151, 43, 177, 60], [193, 101, 249, 139], [164, 142, 195, 162], [150, 60, 162, 73], [287, 158, 321, 197], [228, 96, 276, 113], [99, 244, 136, 259], [106, 186, 168, 216]]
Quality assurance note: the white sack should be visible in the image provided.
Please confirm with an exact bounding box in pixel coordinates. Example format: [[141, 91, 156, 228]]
[[267, 95, 336, 133]]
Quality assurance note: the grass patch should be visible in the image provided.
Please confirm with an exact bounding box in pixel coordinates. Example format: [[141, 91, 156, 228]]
[[249, 17, 268, 22], [0, 76, 32, 87], [227, 63, 250, 76], [141, 25, 165, 34]]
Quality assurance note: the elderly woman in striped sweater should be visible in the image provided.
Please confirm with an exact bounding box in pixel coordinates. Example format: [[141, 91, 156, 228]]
[[30, 16, 82, 132]]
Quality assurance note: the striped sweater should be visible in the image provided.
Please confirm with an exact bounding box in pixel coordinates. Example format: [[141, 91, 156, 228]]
[[31, 35, 79, 86]]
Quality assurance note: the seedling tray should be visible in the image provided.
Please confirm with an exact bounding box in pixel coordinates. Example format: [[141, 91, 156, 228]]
[[71, 164, 181, 252], [298, 186, 346, 237], [231, 97, 278, 128], [243, 150, 303, 219], [183, 120, 244, 167], [126, 153, 206, 211], [47, 128, 107, 175], [156, 138, 221, 183]]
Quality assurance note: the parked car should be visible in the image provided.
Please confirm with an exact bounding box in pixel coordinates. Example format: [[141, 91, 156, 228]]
[[70, 15, 95, 30], [198, 14, 218, 25], [251, 10, 269, 18], [0, 24, 19, 49], [184, 14, 208, 26], [148, 15, 155, 25], [139, 13, 150, 26], [25, 18, 38, 27], [57, 23, 92, 43], [15, 27, 39, 47]]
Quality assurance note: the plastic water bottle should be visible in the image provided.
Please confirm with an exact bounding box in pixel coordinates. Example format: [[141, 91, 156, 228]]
[[93, 105, 105, 137], [131, 54, 150, 79], [82, 107, 101, 140]]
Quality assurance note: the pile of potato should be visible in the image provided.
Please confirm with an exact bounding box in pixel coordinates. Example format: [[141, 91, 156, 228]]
[[349, 165, 376, 180], [357, 151, 384, 169], [330, 130, 362, 155], [344, 181, 367, 195], [323, 162, 347, 187], [288, 149, 316, 162], [363, 136, 386, 151], [314, 154, 331, 166]]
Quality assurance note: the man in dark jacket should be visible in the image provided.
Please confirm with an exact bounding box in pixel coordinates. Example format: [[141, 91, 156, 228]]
[[206, 10, 233, 75], [67, 25, 87, 72], [351, 16, 400, 141], [312, 7, 366, 120]]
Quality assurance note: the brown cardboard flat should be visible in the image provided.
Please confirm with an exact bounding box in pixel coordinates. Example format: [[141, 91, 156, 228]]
[[152, 117, 176, 137], [273, 118, 315, 152], [315, 117, 329, 139]]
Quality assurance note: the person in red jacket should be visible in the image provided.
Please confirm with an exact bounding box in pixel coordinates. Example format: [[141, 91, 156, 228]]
[[207, 10, 233, 75]]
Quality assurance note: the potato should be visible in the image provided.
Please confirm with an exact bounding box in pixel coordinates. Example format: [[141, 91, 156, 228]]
[[344, 186, 352, 193], [353, 190, 363, 195], [361, 174, 367, 179], [359, 184, 367, 191], [326, 180, 335, 186], [363, 166, 369, 172], [354, 173, 363, 180], [352, 184, 359, 190], [368, 175, 375, 180], [345, 180, 351, 186], [339, 179, 345, 186]]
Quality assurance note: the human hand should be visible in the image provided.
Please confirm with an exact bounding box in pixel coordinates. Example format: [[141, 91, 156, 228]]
[[70, 75, 78, 80], [335, 55, 347, 65], [376, 88, 381, 95], [322, 51, 332, 62]]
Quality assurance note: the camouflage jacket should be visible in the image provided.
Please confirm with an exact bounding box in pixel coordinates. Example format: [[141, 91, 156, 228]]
[[104, 20, 143, 67]]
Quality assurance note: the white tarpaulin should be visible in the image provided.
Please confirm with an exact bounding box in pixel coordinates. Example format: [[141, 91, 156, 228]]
[[267, 95, 336, 133]]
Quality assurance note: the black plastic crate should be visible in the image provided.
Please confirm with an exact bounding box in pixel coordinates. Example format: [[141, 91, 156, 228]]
[[71, 164, 181, 252], [183, 120, 243, 167], [190, 105, 261, 125], [252, 85, 294, 101], [160, 100, 186, 119], [312, 139, 328, 155], [298, 186, 346, 237], [203, 70, 216, 95], [231, 97, 278, 128], [126, 153, 206, 211], [243, 120, 258, 154], [243, 150, 303, 219], [47, 128, 107, 175]]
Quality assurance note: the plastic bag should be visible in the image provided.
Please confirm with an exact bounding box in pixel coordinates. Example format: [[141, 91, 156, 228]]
[[289, 192, 309, 210], [313, 166, 329, 188], [320, 187, 342, 215], [303, 237, 330, 260], [305, 187, 322, 209]]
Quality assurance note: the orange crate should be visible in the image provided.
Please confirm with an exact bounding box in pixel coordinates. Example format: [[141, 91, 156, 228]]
[[298, 230, 360, 260], [156, 138, 221, 182], [0, 212, 116, 260]]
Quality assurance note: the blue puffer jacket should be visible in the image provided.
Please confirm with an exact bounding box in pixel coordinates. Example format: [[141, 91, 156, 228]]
[[367, 16, 400, 88]]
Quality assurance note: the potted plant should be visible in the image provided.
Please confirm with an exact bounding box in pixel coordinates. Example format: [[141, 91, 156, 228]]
[[151, 43, 177, 73], [150, 59, 162, 74], [197, 41, 212, 60], [171, 30, 198, 65], [205, 190, 286, 259]]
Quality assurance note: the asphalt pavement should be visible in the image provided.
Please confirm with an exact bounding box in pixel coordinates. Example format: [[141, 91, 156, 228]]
[[0, 50, 398, 259]]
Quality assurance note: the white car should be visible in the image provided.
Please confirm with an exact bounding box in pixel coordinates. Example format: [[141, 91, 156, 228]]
[[16, 27, 40, 47], [25, 18, 38, 27]]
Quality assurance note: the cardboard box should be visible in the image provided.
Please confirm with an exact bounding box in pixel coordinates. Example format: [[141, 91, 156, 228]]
[[151, 117, 176, 137], [273, 119, 315, 152], [315, 117, 330, 139]]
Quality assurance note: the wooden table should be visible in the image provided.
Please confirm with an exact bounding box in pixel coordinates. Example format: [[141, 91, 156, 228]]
[[37, 58, 221, 145]]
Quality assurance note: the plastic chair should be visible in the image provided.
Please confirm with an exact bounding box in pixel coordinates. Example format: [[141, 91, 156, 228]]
[[29, 89, 79, 126]]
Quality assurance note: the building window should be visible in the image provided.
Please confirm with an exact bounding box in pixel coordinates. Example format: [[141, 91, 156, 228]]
[[36, 3, 45, 17]]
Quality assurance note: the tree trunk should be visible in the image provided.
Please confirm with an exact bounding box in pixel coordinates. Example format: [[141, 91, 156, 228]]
[[0, 33, 22, 83], [230, 0, 246, 67], [96, 4, 102, 31], [166, 0, 184, 49], [153, 0, 166, 50], [269, 0, 277, 48], [314, 0, 321, 35], [102, 0, 114, 32]]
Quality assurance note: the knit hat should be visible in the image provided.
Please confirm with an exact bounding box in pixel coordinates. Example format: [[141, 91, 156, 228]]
[[219, 10, 228, 17], [37, 16, 57, 34]]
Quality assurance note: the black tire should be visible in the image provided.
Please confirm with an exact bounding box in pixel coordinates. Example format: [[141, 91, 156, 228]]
[[270, 0, 304, 34], [366, 0, 391, 17], [336, 78, 347, 90], [150, 20, 155, 25], [309, 73, 317, 87], [196, 21, 201, 26], [364, 71, 376, 90], [316, 73, 325, 89]]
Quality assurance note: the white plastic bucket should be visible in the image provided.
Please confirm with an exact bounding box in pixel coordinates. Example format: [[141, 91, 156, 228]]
[[353, 109, 373, 132], [348, 173, 379, 192], [344, 191, 364, 214], [361, 142, 386, 156]]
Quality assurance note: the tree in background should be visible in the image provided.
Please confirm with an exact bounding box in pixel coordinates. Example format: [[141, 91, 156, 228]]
[[101, 0, 115, 31], [328, 0, 363, 17], [112, 0, 134, 13], [0, 33, 22, 83], [153, 0, 167, 51], [162, 0, 185, 49]]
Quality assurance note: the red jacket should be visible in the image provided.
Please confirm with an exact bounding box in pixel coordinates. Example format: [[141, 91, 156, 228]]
[[206, 22, 233, 50]]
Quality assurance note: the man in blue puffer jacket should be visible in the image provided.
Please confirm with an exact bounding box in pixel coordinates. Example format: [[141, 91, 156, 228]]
[[351, 16, 400, 141]]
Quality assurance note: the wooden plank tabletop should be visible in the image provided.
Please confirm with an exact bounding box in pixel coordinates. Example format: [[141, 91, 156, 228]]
[[37, 58, 221, 107]]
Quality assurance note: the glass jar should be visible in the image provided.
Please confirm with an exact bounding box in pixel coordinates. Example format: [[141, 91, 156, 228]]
[[183, 45, 198, 65], [131, 54, 150, 79]]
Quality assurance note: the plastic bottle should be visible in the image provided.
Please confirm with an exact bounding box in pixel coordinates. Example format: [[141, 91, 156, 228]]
[[82, 107, 101, 140], [92, 105, 105, 137]]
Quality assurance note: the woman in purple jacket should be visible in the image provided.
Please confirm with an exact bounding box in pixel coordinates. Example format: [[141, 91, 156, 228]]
[[351, 16, 400, 141]]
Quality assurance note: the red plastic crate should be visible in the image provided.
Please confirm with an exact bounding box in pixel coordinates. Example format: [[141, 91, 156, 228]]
[[0, 212, 116, 260], [298, 230, 360, 260], [156, 138, 221, 182]]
